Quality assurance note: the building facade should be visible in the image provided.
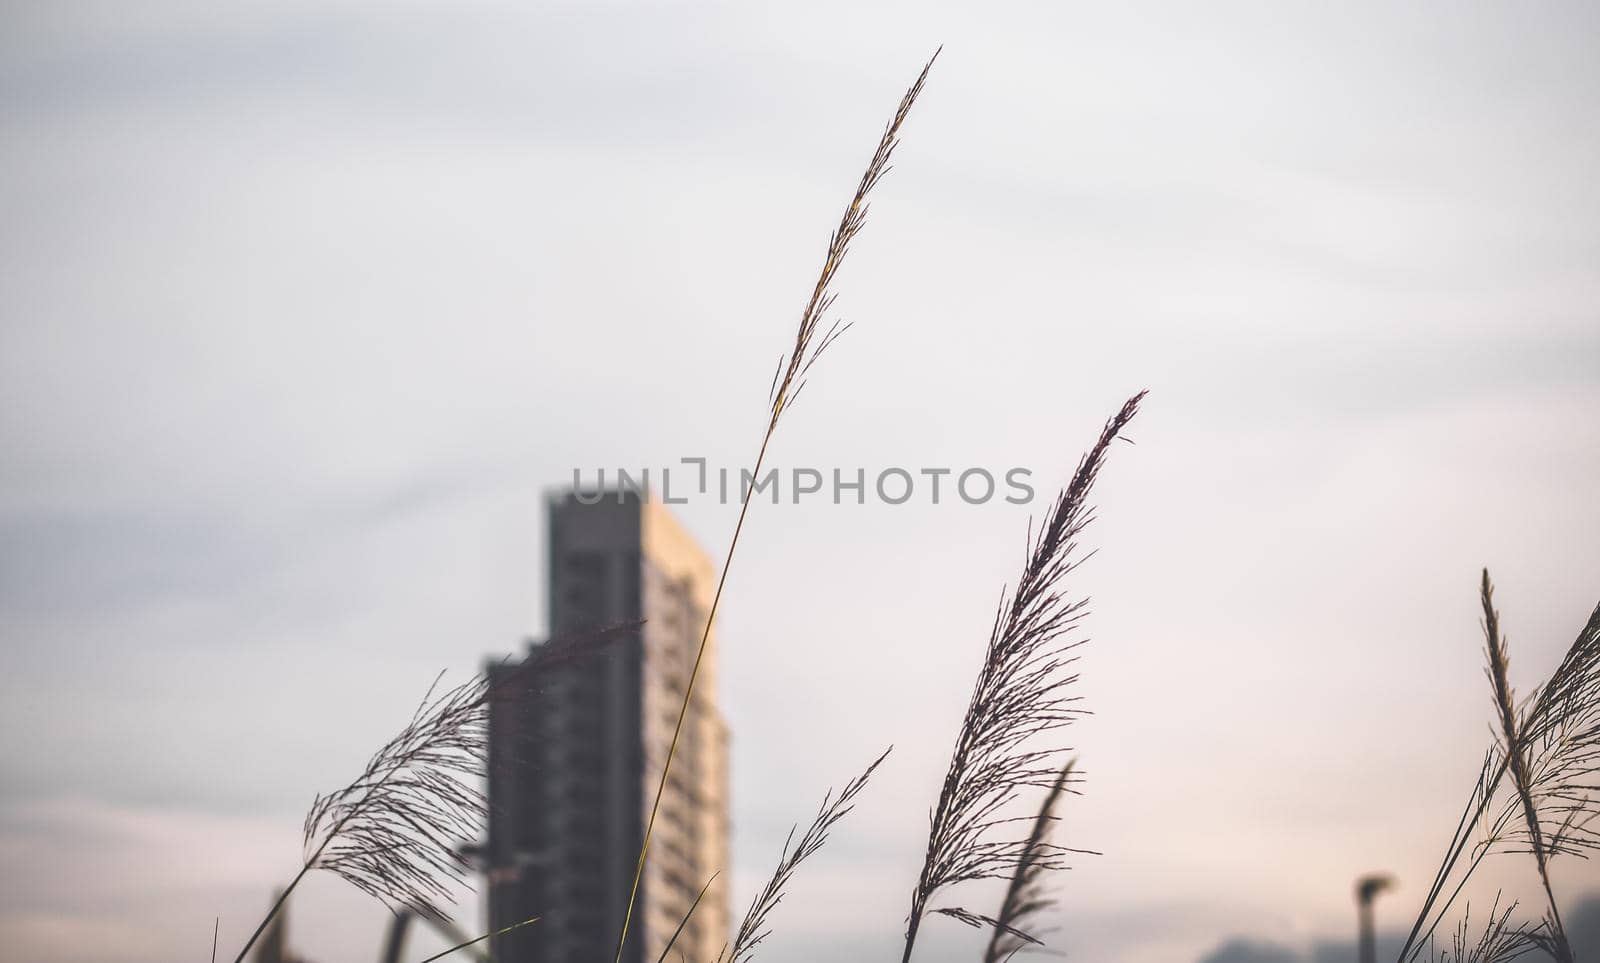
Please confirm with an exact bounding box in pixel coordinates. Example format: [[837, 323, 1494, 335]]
[[486, 491, 730, 963]]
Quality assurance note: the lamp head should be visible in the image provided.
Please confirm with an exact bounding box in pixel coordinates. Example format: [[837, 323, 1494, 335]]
[[1356, 873, 1396, 905]]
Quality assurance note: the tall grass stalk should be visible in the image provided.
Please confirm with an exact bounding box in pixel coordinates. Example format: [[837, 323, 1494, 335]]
[[1397, 575, 1600, 963], [609, 50, 938, 963]]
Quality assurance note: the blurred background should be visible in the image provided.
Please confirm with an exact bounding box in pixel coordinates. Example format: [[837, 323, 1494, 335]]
[[2, 1, 1598, 961]]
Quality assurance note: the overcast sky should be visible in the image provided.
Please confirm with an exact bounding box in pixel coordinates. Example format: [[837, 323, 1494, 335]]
[[2, 2, 1598, 961]]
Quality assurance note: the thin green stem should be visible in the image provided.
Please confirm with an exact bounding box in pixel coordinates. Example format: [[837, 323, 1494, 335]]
[[612, 425, 776, 963], [655, 873, 719, 963], [418, 916, 539, 963]]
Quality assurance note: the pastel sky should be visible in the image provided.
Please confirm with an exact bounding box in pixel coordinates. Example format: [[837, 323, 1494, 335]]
[[2, 2, 1598, 961]]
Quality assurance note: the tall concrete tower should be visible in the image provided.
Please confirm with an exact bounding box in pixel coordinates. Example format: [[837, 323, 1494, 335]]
[[486, 490, 730, 963]]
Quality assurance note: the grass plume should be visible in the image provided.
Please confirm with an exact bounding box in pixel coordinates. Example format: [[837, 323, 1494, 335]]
[[229, 673, 489, 962], [1397, 576, 1600, 963], [227, 624, 634, 963], [717, 749, 892, 963], [1498, 591, 1600, 867], [610, 49, 939, 963], [301, 670, 489, 919], [900, 391, 1145, 962], [1480, 571, 1572, 962]]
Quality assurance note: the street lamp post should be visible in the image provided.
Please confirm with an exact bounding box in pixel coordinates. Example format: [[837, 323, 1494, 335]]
[[1356, 873, 1396, 963]]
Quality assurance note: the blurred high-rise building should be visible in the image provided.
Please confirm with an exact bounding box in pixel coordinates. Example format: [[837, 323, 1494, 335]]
[[486, 491, 730, 963]]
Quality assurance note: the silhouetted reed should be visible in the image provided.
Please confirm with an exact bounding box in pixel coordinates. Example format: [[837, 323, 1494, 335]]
[[900, 391, 1145, 962]]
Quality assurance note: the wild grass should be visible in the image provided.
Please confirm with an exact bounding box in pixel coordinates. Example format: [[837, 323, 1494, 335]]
[[302, 671, 489, 920], [218, 51, 944, 963], [224, 623, 634, 962], [1482, 575, 1572, 961], [1425, 897, 1541, 963], [901, 392, 1142, 962], [219, 50, 1142, 963], [209, 47, 1600, 963], [227, 672, 489, 963], [1397, 572, 1600, 963], [612, 49, 1141, 963], [714, 749, 892, 963]]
